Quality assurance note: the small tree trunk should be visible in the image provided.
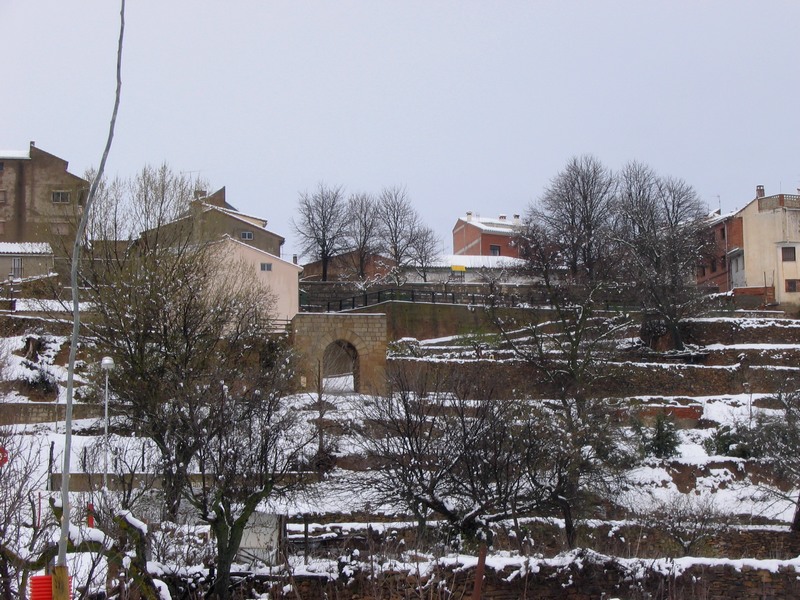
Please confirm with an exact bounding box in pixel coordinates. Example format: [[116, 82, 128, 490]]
[[791, 500, 800, 532], [210, 517, 250, 600], [0, 559, 14, 600], [669, 321, 684, 351], [162, 471, 185, 522], [559, 499, 577, 549]]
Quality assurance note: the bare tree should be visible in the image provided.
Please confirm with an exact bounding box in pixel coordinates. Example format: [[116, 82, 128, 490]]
[[408, 225, 441, 282], [377, 185, 421, 283], [293, 183, 349, 281], [748, 390, 800, 531], [493, 220, 633, 548], [77, 172, 284, 523], [78, 164, 206, 262], [186, 343, 309, 600], [343, 192, 382, 281], [354, 364, 546, 545], [529, 155, 617, 283], [640, 493, 729, 556], [613, 162, 715, 350], [0, 430, 55, 600]]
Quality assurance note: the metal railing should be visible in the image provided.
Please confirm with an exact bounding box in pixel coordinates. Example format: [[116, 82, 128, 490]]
[[323, 288, 524, 312]]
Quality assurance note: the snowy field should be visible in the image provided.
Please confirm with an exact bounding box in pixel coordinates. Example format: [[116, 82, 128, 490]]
[[3, 329, 800, 598]]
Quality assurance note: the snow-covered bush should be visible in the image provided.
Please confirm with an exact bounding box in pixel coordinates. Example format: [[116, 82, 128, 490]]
[[387, 337, 423, 357], [703, 424, 752, 459]]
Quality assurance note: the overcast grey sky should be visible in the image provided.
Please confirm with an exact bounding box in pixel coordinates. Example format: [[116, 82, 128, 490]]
[[3, 1, 799, 260]]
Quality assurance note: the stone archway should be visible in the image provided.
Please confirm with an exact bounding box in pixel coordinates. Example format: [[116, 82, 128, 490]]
[[322, 339, 359, 393], [291, 313, 387, 395]]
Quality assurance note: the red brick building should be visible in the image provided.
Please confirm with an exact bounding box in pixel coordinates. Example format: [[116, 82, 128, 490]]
[[697, 211, 743, 293], [302, 250, 395, 282], [452, 212, 521, 257]]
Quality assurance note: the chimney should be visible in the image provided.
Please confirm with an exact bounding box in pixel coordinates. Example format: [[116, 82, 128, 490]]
[[513, 214, 521, 225], [466, 211, 473, 222], [756, 185, 765, 199], [292, 254, 298, 265], [193, 190, 207, 200], [499, 214, 507, 221], [30, 141, 36, 148]]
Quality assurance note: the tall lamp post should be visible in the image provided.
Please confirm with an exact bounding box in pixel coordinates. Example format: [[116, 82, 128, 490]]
[[101, 357, 115, 490]]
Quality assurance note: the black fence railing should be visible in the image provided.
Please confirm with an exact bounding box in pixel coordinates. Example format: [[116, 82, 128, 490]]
[[323, 288, 523, 312]]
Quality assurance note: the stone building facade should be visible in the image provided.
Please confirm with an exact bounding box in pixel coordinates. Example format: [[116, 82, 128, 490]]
[[0, 142, 88, 256]]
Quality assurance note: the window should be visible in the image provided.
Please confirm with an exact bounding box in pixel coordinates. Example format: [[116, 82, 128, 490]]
[[0, 190, 6, 204], [0, 221, 5, 235], [11, 257, 22, 278], [710, 259, 717, 273], [783, 247, 796, 262], [489, 244, 501, 256], [241, 231, 253, 240], [0, 162, 4, 171], [720, 227, 726, 240], [786, 279, 800, 293], [260, 262, 272, 272], [51, 191, 70, 204]]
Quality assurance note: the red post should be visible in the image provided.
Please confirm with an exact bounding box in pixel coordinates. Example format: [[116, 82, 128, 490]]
[[87, 503, 94, 528], [471, 543, 487, 600]]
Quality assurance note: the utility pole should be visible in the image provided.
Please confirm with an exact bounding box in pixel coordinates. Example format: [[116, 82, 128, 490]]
[[54, 3, 125, 599]]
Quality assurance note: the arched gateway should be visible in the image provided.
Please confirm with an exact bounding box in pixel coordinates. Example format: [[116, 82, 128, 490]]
[[290, 313, 387, 394]]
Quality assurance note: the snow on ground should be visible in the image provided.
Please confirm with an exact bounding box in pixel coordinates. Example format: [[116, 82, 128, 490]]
[[5, 336, 800, 595]]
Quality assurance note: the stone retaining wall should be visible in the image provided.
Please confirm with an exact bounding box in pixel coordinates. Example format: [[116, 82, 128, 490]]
[[388, 358, 800, 399], [277, 554, 800, 600], [0, 402, 100, 426], [684, 318, 800, 346]]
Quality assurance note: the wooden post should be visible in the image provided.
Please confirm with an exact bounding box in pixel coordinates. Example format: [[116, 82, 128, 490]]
[[52, 566, 69, 600], [304, 514, 309, 565], [471, 543, 487, 600]]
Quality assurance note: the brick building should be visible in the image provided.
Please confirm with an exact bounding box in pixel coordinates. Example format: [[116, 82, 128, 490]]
[[0, 142, 88, 256], [141, 187, 285, 257], [302, 250, 394, 282], [697, 210, 743, 293], [452, 212, 521, 257], [698, 185, 800, 307]]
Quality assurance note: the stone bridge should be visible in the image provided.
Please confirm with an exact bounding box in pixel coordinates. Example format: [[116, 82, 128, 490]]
[[290, 312, 387, 395]]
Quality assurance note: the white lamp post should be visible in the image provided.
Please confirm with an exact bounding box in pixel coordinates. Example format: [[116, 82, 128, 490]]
[[101, 356, 115, 490]]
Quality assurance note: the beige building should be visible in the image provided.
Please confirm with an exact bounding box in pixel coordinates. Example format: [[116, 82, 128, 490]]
[[214, 236, 302, 322], [0, 142, 88, 255], [735, 186, 800, 306], [147, 187, 284, 257], [0, 242, 54, 280]]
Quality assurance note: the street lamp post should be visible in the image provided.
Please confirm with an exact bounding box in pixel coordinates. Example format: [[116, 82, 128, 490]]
[[101, 357, 115, 490]]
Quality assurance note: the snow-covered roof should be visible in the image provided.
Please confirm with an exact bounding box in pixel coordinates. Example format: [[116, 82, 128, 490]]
[[456, 214, 520, 235], [213, 204, 269, 228], [0, 150, 30, 160], [195, 202, 280, 235], [435, 254, 526, 269], [704, 210, 738, 227], [0, 242, 52, 255]]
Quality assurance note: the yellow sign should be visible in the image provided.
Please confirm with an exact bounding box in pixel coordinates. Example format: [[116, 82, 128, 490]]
[[451, 265, 466, 272]]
